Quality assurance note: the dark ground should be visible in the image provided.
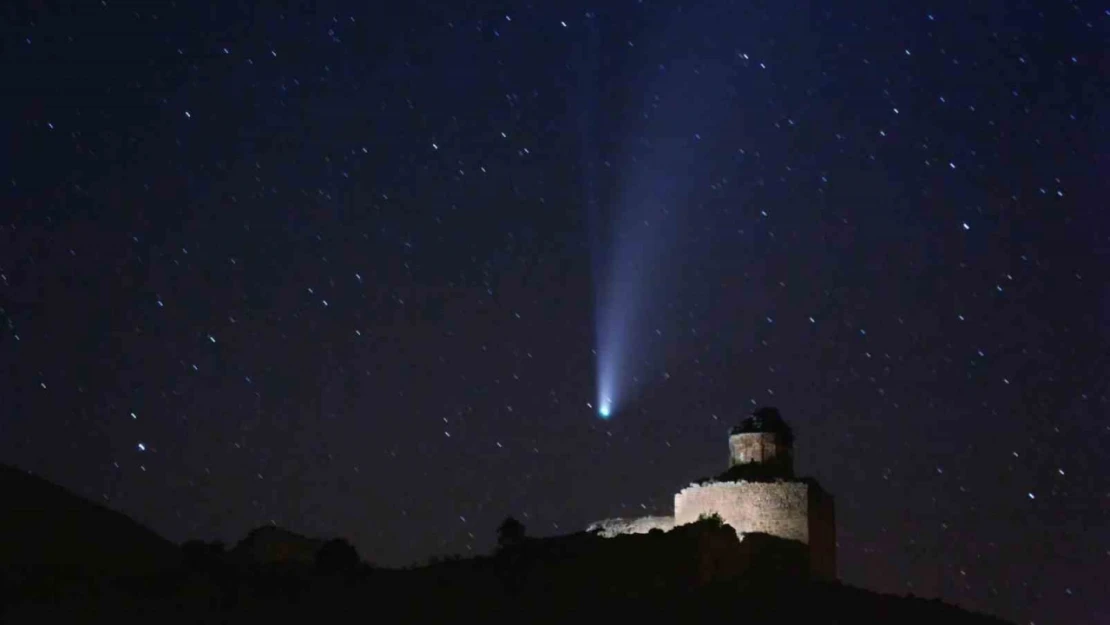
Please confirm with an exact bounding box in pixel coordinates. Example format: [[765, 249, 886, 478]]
[[1, 464, 1013, 624]]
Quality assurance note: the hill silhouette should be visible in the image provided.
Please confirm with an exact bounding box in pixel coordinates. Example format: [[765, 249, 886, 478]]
[[0, 464, 1014, 624], [0, 464, 181, 608]]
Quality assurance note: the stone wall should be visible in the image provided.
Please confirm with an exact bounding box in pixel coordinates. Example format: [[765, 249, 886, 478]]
[[587, 479, 837, 581], [728, 432, 793, 476], [674, 481, 810, 543], [586, 515, 675, 538], [807, 484, 837, 581]]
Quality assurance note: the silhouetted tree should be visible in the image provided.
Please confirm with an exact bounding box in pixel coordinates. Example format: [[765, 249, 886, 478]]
[[315, 538, 360, 575], [496, 516, 527, 550]]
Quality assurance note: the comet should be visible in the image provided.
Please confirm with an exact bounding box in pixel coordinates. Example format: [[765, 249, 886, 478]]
[[580, 17, 733, 421]]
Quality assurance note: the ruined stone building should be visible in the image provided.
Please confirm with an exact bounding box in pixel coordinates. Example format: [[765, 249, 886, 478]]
[[588, 407, 836, 580]]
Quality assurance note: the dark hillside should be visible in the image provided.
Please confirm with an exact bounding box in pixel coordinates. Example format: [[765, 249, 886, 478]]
[[0, 467, 1012, 625], [0, 464, 180, 587]]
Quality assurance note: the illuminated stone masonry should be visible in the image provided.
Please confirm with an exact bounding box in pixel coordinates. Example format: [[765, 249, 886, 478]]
[[587, 407, 836, 580]]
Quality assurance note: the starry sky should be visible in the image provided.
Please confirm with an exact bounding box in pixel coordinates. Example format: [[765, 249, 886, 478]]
[[2, 1, 1108, 623]]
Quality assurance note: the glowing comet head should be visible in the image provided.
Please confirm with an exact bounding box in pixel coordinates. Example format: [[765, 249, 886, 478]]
[[598, 402, 612, 419]]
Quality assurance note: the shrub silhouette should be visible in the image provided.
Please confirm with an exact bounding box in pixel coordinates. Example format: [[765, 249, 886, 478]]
[[496, 516, 527, 550], [698, 512, 725, 527]]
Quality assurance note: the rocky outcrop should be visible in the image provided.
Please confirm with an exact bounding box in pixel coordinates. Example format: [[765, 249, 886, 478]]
[[586, 515, 675, 537], [230, 526, 326, 567]]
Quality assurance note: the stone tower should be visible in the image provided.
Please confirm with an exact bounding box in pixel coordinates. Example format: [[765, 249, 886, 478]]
[[587, 406, 837, 581], [673, 407, 836, 580], [728, 406, 795, 478]]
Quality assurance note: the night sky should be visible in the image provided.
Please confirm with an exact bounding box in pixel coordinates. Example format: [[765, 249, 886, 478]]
[[2, 1, 1108, 623]]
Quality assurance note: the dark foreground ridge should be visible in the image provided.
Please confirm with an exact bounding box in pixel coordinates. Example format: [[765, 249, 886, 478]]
[[0, 464, 1013, 625]]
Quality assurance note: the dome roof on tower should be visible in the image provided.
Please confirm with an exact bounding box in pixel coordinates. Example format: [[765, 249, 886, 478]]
[[729, 406, 794, 445]]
